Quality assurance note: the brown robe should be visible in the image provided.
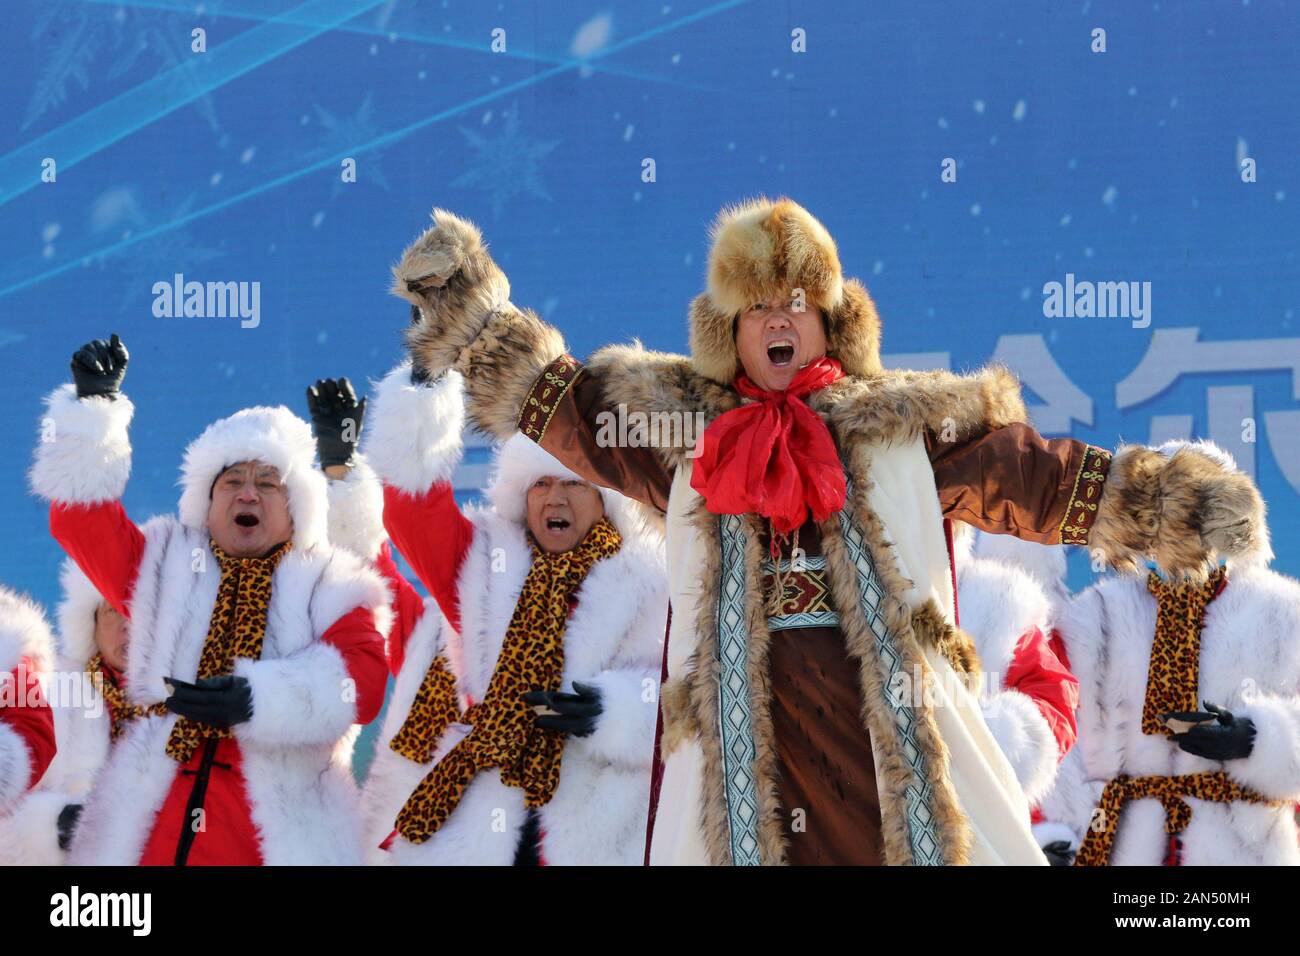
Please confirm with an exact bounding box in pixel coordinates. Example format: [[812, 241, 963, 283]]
[[524, 362, 1097, 864]]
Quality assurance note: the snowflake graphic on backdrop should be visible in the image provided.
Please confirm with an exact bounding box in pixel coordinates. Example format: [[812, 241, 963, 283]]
[[84, 191, 226, 312], [25, 1, 226, 134], [452, 103, 560, 217], [311, 93, 391, 198]]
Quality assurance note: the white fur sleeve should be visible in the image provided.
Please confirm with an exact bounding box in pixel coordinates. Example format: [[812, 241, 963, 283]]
[[0, 719, 34, 814], [233, 642, 357, 748], [572, 668, 660, 768], [326, 457, 388, 562], [1033, 746, 1101, 851], [1228, 692, 1300, 800], [364, 363, 465, 496], [0, 789, 71, 865], [980, 689, 1060, 806], [30, 384, 134, 503]]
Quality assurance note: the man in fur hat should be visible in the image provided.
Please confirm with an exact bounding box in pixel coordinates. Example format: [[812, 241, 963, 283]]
[[0, 561, 133, 864], [0, 588, 56, 819], [30, 335, 391, 865], [384, 198, 1266, 866], [353, 360, 667, 865], [1038, 442, 1300, 866]]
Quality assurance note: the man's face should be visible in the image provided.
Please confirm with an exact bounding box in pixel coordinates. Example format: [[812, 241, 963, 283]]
[[93, 601, 128, 672], [734, 295, 828, 391], [525, 476, 605, 554], [207, 461, 294, 557]]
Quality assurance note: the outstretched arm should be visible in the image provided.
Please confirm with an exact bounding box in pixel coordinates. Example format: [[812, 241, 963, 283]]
[[31, 335, 146, 615], [930, 424, 1266, 581]]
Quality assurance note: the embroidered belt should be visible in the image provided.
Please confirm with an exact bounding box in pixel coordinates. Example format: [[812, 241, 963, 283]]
[[1074, 770, 1281, 866], [761, 555, 840, 631]]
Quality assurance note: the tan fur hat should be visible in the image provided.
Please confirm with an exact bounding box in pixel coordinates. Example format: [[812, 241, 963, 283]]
[[688, 196, 883, 385]]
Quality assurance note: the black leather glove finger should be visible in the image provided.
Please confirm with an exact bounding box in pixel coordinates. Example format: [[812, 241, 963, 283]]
[[164, 674, 253, 729], [71, 333, 129, 399], [57, 803, 83, 851], [534, 713, 597, 737], [1161, 710, 1217, 725], [1041, 840, 1076, 866]]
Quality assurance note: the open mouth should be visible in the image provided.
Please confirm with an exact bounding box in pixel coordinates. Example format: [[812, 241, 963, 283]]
[[544, 517, 571, 533], [234, 513, 260, 528], [766, 339, 795, 367]]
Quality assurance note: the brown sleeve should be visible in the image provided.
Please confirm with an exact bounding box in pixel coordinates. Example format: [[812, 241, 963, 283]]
[[926, 422, 1112, 546], [517, 354, 674, 513]]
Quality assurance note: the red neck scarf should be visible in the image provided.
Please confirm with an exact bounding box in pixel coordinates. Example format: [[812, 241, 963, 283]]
[[690, 357, 847, 540]]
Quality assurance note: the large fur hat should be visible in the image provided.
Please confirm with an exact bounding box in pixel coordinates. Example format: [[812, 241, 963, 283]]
[[1152, 440, 1272, 569], [177, 406, 328, 552], [688, 196, 883, 385], [0, 586, 53, 674], [487, 433, 651, 544]]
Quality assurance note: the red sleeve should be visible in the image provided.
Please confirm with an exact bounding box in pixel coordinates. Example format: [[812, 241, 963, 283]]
[[2, 659, 56, 791], [371, 541, 426, 676], [49, 500, 146, 618], [1003, 625, 1080, 760], [382, 483, 473, 633], [320, 606, 388, 726]]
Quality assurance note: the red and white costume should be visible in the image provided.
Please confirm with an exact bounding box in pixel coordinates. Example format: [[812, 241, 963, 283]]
[[29, 384, 391, 865], [953, 526, 1078, 807], [0, 588, 56, 820], [358, 364, 668, 865], [0, 561, 113, 864]]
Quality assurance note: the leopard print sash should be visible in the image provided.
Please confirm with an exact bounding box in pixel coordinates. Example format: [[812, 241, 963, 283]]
[[391, 518, 622, 845], [1141, 566, 1227, 738], [164, 540, 290, 763]]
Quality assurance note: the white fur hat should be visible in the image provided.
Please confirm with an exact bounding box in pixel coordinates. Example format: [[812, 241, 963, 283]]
[[0, 586, 53, 674], [486, 433, 648, 542], [177, 406, 328, 552]]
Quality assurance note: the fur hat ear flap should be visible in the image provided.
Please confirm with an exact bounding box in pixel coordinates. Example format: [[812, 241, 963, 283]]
[[825, 278, 883, 377]]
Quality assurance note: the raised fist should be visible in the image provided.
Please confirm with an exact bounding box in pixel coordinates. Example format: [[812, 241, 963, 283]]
[[70, 334, 128, 400], [306, 377, 366, 469]]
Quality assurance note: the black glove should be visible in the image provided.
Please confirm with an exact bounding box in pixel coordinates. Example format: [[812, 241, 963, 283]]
[[57, 803, 82, 851], [306, 377, 366, 469], [164, 675, 253, 729], [523, 681, 603, 738], [70, 333, 129, 399], [1166, 700, 1256, 761], [1041, 840, 1076, 867]]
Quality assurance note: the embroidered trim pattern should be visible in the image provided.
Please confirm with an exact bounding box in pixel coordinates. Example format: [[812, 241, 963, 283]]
[[716, 514, 763, 866], [837, 478, 945, 865], [761, 555, 840, 631], [1059, 445, 1112, 545], [518, 354, 583, 442]]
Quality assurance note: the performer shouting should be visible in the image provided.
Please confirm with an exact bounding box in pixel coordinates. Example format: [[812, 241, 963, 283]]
[[352, 362, 667, 865], [386, 198, 1265, 866], [30, 335, 391, 865], [1040, 442, 1299, 866]]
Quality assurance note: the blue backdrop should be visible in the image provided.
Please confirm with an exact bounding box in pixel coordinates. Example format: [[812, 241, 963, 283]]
[[3, 2, 1297, 630]]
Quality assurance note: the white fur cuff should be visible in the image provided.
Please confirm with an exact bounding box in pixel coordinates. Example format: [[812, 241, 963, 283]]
[[233, 643, 356, 748], [574, 669, 659, 768], [326, 457, 387, 561], [0, 790, 70, 865], [981, 689, 1060, 805], [30, 384, 134, 504], [364, 363, 466, 496], [1229, 694, 1300, 800]]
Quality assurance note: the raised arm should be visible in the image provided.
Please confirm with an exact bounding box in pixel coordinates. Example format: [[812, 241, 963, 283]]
[[389, 208, 715, 511], [31, 335, 146, 615]]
